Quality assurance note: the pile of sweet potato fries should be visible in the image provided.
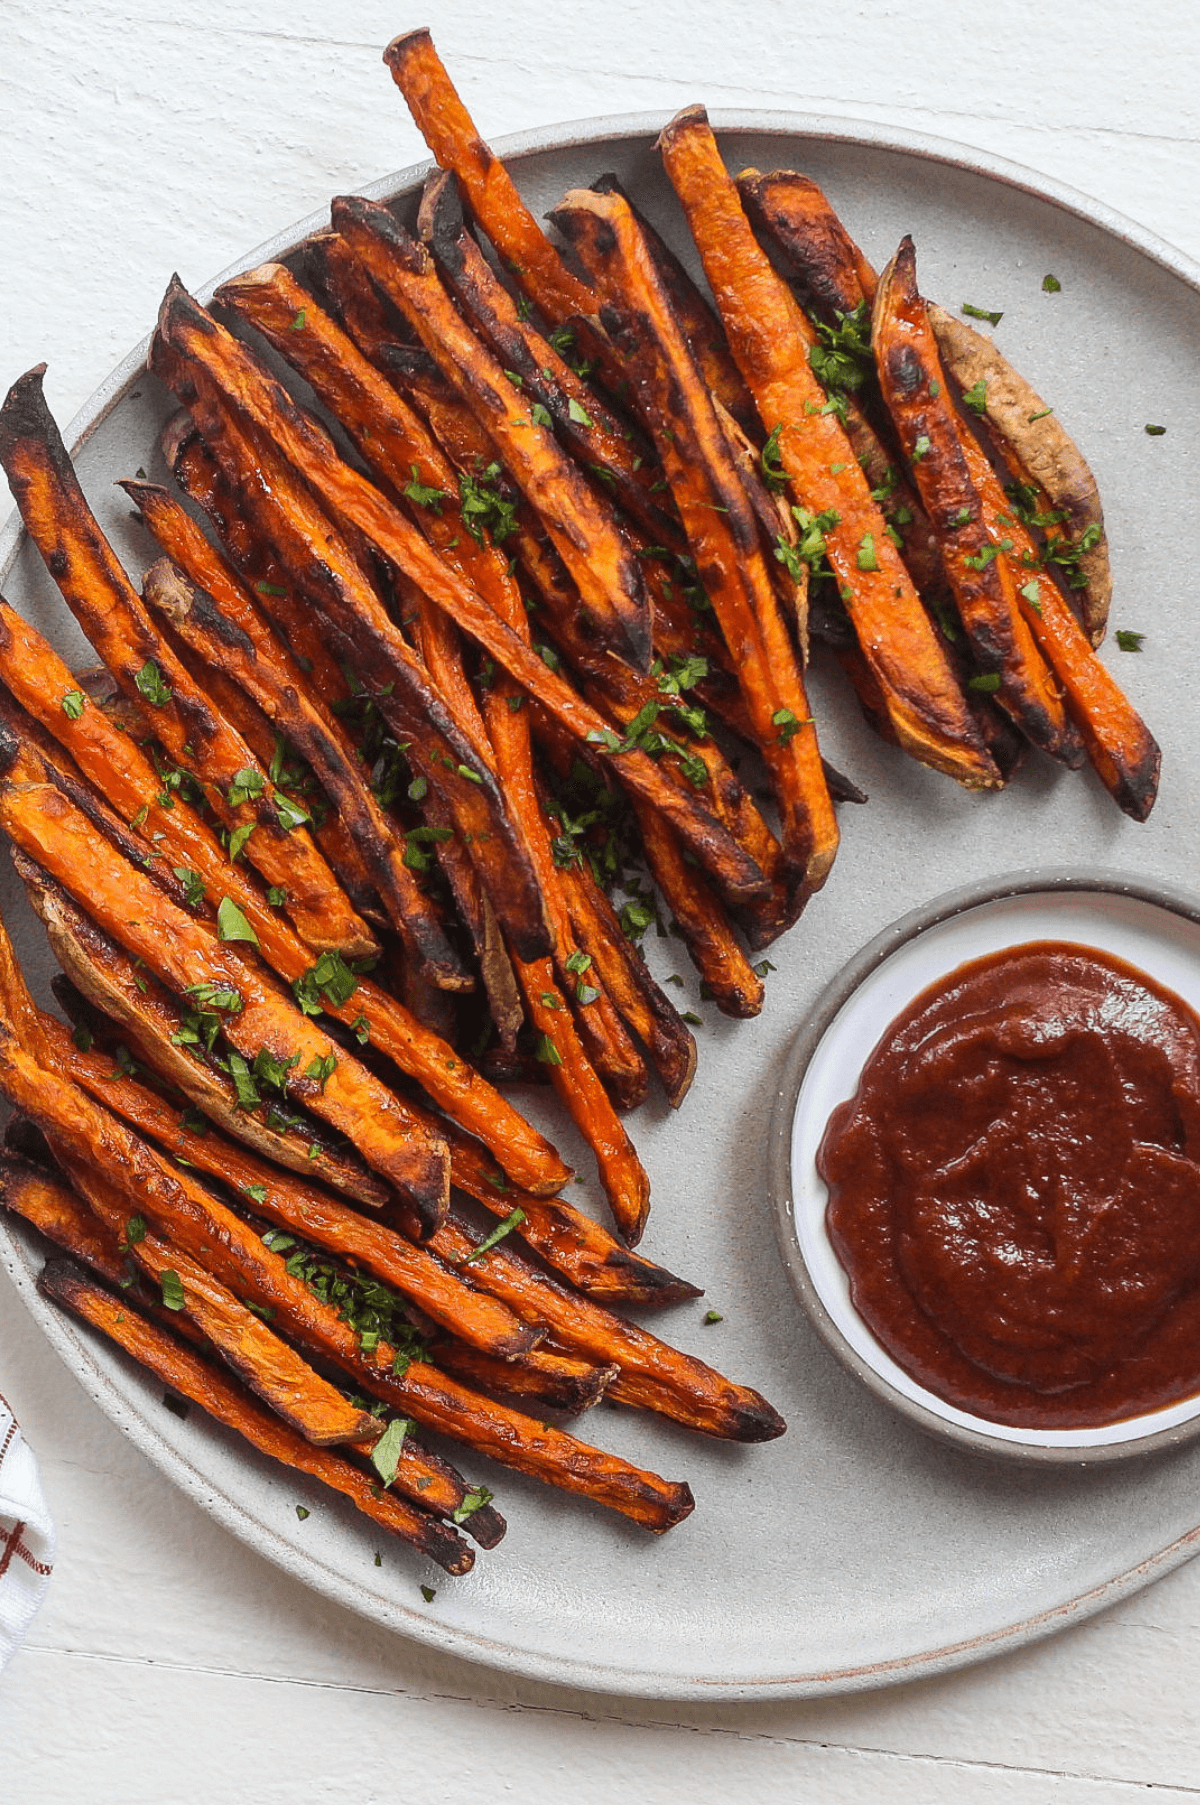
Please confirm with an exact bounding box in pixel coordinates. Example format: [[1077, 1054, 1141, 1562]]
[[0, 30, 1158, 1575]]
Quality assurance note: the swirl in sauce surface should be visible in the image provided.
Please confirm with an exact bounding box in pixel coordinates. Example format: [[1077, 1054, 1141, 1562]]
[[818, 941, 1200, 1427]]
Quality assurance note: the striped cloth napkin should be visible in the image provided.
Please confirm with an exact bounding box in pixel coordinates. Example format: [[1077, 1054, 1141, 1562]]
[[0, 1392, 54, 1672]]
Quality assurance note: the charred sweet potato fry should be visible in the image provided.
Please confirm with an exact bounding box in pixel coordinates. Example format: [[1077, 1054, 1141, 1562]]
[[417, 171, 682, 551], [37, 1008, 542, 1359], [926, 302, 1111, 644], [383, 29, 596, 329], [0, 366, 378, 960], [329, 197, 652, 673], [589, 171, 760, 434], [155, 278, 772, 910], [429, 1214, 785, 1444], [548, 186, 838, 901], [658, 109, 1001, 792], [872, 239, 1084, 765], [426, 1335, 618, 1414], [737, 168, 879, 324], [128, 491, 470, 992], [0, 751, 454, 1227], [0, 1000, 382, 1447], [633, 802, 766, 1018], [39, 1262, 478, 1571]]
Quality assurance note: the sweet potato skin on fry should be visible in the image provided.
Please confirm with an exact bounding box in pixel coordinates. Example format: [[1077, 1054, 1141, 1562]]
[[872, 240, 1084, 766], [927, 302, 1112, 645]]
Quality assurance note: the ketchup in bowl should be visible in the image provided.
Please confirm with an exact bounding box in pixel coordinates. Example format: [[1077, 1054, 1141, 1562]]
[[818, 942, 1200, 1428]]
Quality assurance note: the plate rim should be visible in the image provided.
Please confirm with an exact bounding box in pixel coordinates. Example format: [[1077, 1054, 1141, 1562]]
[[4, 109, 1200, 1703]]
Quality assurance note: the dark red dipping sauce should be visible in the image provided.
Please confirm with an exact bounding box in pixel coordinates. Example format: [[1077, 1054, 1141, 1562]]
[[818, 941, 1200, 1428]]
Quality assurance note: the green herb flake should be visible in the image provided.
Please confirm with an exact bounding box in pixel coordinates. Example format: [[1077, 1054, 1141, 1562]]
[[72, 1022, 94, 1053], [295, 1504, 310, 1520], [531, 402, 553, 428], [1019, 578, 1043, 615], [303, 1052, 338, 1093], [267, 886, 288, 907], [967, 671, 1002, 693], [911, 434, 932, 463], [227, 821, 256, 863], [255, 580, 287, 598], [567, 397, 594, 428], [856, 532, 879, 573], [134, 660, 172, 707], [420, 1584, 436, 1603], [703, 1310, 724, 1325], [1116, 629, 1146, 652], [1145, 423, 1167, 436], [459, 1202, 529, 1268], [226, 767, 265, 809], [565, 950, 592, 976], [61, 688, 86, 720], [1028, 407, 1054, 422], [125, 1213, 147, 1246], [369, 1415, 413, 1487], [403, 465, 449, 511], [534, 1034, 563, 1068], [130, 805, 150, 831], [452, 1484, 494, 1525], [1042, 273, 1062, 293], [962, 302, 1004, 325], [216, 896, 259, 947], [241, 1182, 268, 1205], [171, 867, 205, 910], [681, 1010, 703, 1026], [160, 1269, 186, 1311], [961, 380, 988, 414]]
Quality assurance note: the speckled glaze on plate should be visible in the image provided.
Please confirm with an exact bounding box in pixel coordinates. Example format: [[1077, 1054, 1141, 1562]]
[[3, 112, 1200, 1701]]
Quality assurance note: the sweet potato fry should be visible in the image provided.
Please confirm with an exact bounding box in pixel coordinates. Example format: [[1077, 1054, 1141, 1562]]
[[383, 29, 596, 329], [36, 1007, 543, 1359], [548, 186, 838, 901], [164, 415, 353, 708], [39, 1262, 477, 1572], [0, 1003, 381, 1447], [633, 802, 766, 1019], [0, 754, 453, 1227], [926, 302, 1111, 644], [416, 171, 683, 552], [872, 239, 1085, 766], [32, 882, 392, 1210], [426, 1336, 618, 1414], [657, 109, 1002, 792], [329, 197, 652, 673], [155, 279, 772, 910], [737, 168, 879, 325], [0, 366, 378, 960], [589, 171, 759, 434], [2, 717, 566, 1201], [428, 1213, 785, 1443]]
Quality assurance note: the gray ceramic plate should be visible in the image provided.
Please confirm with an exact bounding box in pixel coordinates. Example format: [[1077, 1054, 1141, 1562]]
[[3, 110, 1200, 1702]]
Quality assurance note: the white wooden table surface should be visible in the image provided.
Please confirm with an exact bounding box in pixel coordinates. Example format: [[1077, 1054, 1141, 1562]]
[[4, 2, 1200, 1796]]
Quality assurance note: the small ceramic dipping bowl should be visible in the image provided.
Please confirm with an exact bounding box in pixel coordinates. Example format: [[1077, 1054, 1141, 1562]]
[[770, 868, 1200, 1464]]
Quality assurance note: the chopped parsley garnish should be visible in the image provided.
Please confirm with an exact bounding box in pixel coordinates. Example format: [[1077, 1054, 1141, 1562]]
[[961, 302, 1003, 325], [227, 822, 255, 863], [760, 424, 787, 493], [370, 1416, 415, 1487], [531, 402, 553, 428], [216, 896, 259, 947], [567, 397, 593, 427], [1019, 578, 1043, 614], [267, 885, 288, 907], [420, 1585, 437, 1603], [125, 1214, 147, 1246], [565, 950, 592, 975], [291, 951, 359, 1016], [160, 1269, 185, 1311], [226, 767, 265, 809], [459, 463, 518, 545], [967, 672, 1002, 693], [703, 1310, 724, 1325], [173, 868, 206, 910], [772, 706, 810, 744], [289, 308, 307, 331], [295, 1504, 310, 1520], [226, 1051, 262, 1111], [1145, 423, 1167, 436], [460, 1207, 526, 1266], [134, 660, 172, 707], [303, 1053, 338, 1093], [681, 1011, 703, 1026], [856, 532, 879, 572], [961, 380, 988, 414], [452, 1485, 494, 1525], [61, 688, 86, 720], [1042, 273, 1062, 293], [911, 434, 931, 462], [403, 465, 448, 511], [534, 1034, 563, 1067], [1116, 629, 1146, 652], [241, 1182, 268, 1205], [72, 1022, 94, 1053], [274, 793, 312, 832], [808, 301, 874, 396]]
